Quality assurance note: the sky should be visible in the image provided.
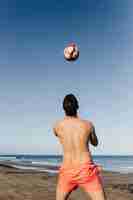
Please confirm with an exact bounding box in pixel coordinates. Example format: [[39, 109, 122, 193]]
[[0, 0, 133, 155]]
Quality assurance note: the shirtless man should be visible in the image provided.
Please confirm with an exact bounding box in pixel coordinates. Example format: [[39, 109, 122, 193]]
[[53, 94, 106, 200]]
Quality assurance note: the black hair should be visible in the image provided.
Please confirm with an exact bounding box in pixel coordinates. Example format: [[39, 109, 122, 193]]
[[63, 94, 79, 117]]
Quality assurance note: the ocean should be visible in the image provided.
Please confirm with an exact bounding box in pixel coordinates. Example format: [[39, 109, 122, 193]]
[[0, 155, 133, 174]]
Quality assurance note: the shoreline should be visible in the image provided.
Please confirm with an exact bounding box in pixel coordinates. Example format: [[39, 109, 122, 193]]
[[1, 160, 133, 175], [0, 165, 133, 199]]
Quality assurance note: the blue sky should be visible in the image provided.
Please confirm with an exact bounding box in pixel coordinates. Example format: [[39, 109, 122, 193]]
[[0, 0, 133, 155]]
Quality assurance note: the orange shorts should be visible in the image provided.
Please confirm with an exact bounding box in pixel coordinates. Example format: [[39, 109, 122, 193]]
[[58, 161, 103, 193]]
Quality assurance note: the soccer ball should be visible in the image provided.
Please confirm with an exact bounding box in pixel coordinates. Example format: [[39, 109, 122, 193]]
[[64, 43, 79, 61]]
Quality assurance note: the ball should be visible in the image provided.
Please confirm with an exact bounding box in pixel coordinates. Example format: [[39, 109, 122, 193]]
[[64, 43, 79, 61]]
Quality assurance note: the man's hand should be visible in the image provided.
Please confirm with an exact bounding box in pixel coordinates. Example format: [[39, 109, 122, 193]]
[[90, 124, 98, 146]]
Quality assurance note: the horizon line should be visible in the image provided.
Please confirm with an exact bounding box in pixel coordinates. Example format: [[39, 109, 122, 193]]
[[0, 153, 132, 156]]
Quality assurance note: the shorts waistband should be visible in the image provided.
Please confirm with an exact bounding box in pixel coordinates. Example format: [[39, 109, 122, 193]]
[[59, 160, 95, 171]]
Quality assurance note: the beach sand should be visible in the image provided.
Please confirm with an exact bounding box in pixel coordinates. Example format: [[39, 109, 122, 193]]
[[0, 165, 133, 200]]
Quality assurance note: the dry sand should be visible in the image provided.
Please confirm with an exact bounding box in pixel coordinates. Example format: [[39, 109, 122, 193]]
[[0, 166, 133, 200]]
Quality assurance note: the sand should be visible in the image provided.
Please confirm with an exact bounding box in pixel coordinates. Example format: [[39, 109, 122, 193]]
[[0, 165, 133, 200]]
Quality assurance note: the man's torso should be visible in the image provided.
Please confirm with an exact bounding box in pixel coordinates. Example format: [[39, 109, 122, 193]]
[[54, 116, 93, 168]]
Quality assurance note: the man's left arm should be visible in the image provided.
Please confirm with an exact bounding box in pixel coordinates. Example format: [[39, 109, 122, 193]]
[[89, 123, 98, 147]]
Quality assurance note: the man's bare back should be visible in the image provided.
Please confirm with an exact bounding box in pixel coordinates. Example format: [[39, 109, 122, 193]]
[[53, 115, 98, 168]]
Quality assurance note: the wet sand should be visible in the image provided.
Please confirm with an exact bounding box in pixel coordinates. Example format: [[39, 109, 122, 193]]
[[0, 165, 133, 200]]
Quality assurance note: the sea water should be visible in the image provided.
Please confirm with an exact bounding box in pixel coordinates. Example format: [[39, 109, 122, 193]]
[[0, 154, 133, 174]]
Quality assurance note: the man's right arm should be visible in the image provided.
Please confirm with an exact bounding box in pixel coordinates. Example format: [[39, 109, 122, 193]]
[[89, 123, 98, 147], [53, 121, 59, 137]]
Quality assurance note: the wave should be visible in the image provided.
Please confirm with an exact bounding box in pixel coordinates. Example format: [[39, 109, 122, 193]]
[[31, 161, 60, 167], [0, 160, 59, 174], [10, 165, 58, 174]]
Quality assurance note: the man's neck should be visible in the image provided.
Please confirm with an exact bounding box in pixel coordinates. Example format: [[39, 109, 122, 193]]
[[64, 114, 79, 119]]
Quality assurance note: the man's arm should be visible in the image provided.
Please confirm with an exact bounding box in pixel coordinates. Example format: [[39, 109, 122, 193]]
[[89, 124, 98, 146], [53, 122, 58, 137]]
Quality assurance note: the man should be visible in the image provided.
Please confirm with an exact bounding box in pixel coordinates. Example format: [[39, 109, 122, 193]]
[[53, 94, 106, 200]]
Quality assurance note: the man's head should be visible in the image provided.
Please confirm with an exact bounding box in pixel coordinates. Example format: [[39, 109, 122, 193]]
[[63, 94, 79, 117]]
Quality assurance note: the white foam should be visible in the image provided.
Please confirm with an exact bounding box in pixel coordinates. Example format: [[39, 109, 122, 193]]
[[8, 164, 58, 174], [32, 161, 60, 167]]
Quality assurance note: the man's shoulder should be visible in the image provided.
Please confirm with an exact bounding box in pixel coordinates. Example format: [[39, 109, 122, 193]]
[[82, 119, 93, 129]]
